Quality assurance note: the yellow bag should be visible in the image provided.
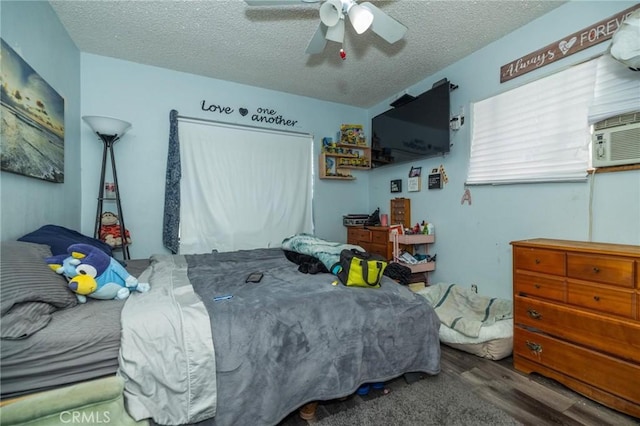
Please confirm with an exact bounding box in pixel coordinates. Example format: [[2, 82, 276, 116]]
[[337, 249, 387, 288]]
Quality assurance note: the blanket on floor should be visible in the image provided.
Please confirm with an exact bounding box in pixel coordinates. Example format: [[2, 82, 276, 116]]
[[417, 283, 512, 338]]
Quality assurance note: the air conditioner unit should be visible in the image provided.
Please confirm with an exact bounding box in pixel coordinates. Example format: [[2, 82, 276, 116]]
[[592, 111, 640, 167]]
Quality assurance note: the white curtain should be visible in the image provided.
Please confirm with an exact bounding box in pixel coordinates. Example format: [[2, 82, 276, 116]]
[[178, 118, 313, 254]]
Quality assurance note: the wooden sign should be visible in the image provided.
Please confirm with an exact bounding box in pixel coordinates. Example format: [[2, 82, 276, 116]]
[[500, 4, 640, 83]]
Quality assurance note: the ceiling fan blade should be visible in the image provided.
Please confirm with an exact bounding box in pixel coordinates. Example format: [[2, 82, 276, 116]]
[[305, 22, 328, 54], [325, 19, 345, 43], [360, 2, 407, 44], [245, 0, 319, 6]]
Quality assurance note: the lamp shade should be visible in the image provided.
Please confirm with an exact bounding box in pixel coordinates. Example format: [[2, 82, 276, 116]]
[[319, 0, 342, 27], [82, 116, 132, 137], [348, 3, 373, 34]]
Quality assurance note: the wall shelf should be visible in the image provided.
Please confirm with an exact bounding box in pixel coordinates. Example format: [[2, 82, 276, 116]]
[[319, 143, 371, 180]]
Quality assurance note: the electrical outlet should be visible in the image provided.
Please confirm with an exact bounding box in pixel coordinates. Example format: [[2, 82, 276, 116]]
[[471, 284, 478, 293]]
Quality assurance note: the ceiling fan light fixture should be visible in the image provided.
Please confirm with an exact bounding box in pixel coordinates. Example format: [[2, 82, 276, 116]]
[[326, 18, 345, 43], [319, 0, 343, 27], [348, 3, 373, 34], [609, 9, 640, 71]]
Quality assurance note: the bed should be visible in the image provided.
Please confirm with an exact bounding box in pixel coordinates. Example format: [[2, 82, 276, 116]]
[[0, 240, 150, 398], [1, 231, 442, 426]]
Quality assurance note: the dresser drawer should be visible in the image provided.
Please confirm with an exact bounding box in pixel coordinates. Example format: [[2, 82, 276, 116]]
[[514, 247, 565, 275], [371, 230, 388, 245], [514, 271, 565, 302], [567, 253, 635, 288], [567, 281, 636, 319], [514, 327, 640, 405], [514, 296, 640, 363], [347, 227, 360, 243], [369, 243, 388, 260], [348, 228, 370, 243]]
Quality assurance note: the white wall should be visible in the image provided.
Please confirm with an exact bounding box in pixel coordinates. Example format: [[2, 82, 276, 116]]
[[367, 1, 640, 299], [0, 0, 81, 240], [80, 55, 370, 258]]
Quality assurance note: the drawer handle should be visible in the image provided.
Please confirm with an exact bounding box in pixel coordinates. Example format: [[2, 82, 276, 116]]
[[527, 309, 542, 320], [593, 295, 600, 302], [534, 258, 541, 264], [592, 266, 600, 273], [526, 341, 542, 353]]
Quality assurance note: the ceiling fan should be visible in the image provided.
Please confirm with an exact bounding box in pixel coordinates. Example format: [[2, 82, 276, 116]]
[[609, 8, 640, 71], [245, 0, 408, 56]]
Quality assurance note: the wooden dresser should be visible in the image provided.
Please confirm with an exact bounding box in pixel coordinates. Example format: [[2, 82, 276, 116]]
[[511, 238, 640, 418], [346, 226, 392, 260]]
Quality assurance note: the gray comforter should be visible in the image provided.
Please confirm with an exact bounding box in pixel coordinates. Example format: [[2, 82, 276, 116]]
[[119, 248, 441, 426]]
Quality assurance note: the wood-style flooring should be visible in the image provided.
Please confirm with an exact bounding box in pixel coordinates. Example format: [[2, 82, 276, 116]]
[[279, 343, 640, 426]]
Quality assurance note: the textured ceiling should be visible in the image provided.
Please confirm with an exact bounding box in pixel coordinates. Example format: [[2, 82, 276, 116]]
[[50, 0, 565, 108]]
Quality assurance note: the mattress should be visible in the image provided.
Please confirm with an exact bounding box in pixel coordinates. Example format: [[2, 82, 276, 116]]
[[0, 259, 150, 398]]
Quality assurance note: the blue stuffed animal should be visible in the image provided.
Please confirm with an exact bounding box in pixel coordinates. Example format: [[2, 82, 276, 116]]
[[46, 243, 150, 303]]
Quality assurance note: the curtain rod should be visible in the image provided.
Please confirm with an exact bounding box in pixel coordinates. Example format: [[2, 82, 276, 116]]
[[176, 114, 313, 138]]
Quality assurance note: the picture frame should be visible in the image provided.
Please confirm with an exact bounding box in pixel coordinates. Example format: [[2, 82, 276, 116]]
[[428, 172, 443, 189], [0, 38, 65, 183], [408, 176, 421, 192], [409, 166, 422, 178], [390, 179, 402, 193]]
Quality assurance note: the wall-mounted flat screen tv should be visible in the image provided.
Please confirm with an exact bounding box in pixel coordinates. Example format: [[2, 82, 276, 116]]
[[371, 80, 450, 167]]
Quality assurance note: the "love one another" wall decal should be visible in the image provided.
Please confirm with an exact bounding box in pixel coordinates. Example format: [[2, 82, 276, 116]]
[[200, 101, 298, 127]]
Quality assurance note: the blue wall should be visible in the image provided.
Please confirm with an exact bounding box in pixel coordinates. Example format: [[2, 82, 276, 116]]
[[367, 1, 639, 298], [0, 0, 81, 240], [2, 1, 638, 300], [80, 54, 369, 258]]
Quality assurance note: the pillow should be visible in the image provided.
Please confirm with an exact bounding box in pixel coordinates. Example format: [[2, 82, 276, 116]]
[[18, 224, 112, 257], [1, 241, 78, 339]]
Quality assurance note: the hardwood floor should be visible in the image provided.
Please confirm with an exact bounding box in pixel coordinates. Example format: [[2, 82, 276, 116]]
[[279, 343, 639, 426]]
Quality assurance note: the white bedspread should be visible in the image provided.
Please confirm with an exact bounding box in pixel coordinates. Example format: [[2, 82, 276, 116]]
[[118, 255, 217, 425]]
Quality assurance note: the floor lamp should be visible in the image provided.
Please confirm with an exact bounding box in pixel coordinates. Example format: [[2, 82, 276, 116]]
[[82, 116, 132, 260]]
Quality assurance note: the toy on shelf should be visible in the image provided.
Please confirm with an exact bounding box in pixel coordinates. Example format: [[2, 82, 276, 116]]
[[99, 211, 131, 247], [340, 124, 366, 145]]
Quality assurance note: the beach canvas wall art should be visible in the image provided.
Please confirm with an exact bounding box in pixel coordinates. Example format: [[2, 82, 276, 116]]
[[1, 38, 64, 183]]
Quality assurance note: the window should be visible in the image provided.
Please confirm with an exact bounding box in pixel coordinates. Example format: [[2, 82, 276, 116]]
[[588, 54, 640, 124], [467, 54, 640, 185], [467, 59, 598, 185], [177, 118, 313, 254]]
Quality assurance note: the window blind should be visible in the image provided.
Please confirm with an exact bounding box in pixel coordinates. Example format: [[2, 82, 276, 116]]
[[588, 54, 640, 124], [467, 59, 598, 185]]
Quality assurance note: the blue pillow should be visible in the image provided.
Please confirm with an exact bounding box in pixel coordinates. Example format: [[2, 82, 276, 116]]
[[18, 224, 113, 257]]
